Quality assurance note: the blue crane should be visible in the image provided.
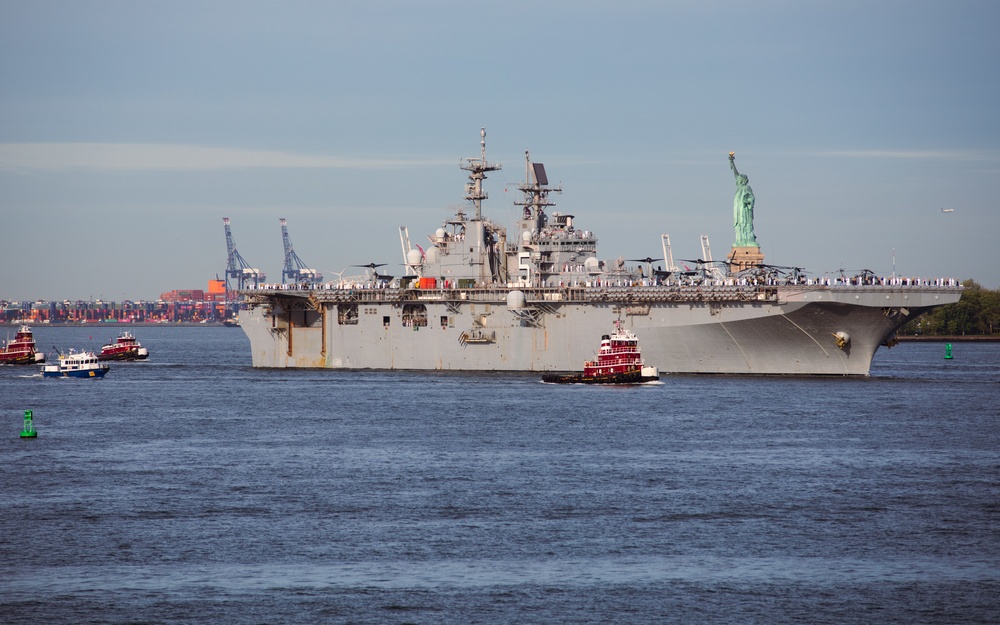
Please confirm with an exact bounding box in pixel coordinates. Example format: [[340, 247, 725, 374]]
[[280, 218, 323, 285], [222, 217, 265, 305]]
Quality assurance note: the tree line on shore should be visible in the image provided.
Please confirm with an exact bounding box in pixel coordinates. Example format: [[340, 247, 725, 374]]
[[902, 280, 1000, 336]]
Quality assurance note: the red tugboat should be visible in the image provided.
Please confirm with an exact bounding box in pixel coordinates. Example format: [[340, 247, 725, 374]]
[[0, 325, 45, 365], [97, 331, 149, 361], [542, 322, 660, 384]]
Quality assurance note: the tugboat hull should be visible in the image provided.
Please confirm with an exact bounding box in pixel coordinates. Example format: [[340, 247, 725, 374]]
[[97, 350, 149, 362], [542, 371, 660, 385]]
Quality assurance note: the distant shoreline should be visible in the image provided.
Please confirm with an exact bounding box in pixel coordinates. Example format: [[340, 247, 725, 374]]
[[895, 335, 999, 342]]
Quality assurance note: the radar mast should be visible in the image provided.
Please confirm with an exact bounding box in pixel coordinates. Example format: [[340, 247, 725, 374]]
[[515, 151, 561, 229], [460, 128, 502, 221]]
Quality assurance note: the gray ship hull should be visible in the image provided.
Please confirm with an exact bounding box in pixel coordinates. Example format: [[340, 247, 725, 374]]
[[240, 283, 961, 376]]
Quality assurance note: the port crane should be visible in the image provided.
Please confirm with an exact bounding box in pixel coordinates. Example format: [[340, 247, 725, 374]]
[[279, 218, 322, 285], [222, 217, 265, 306]]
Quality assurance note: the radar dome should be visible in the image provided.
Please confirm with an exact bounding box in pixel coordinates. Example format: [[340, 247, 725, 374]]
[[506, 290, 527, 309], [584, 257, 601, 273], [407, 249, 423, 266], [521, 230, 532, 243], [435, 228, 446, 241], [425, 246, 439, 263]]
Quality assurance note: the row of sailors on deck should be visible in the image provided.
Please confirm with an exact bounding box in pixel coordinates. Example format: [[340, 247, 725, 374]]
[[256, 281, 393, 291], [807, 276, 961, 287], [251, 275, 961, 291]]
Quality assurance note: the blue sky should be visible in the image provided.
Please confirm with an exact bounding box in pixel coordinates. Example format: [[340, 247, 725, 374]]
[[2, 0, 997, 301]]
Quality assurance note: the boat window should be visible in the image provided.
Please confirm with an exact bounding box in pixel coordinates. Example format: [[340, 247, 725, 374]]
[[402, 304, 428, 328], [337, 304, 359, 325], [383, 316, 390, 327]]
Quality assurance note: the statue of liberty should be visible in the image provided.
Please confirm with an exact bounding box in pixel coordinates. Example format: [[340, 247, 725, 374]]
[[729, 152, 758, 247]]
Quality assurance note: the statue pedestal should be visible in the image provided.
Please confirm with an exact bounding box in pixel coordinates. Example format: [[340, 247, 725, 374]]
[[729, 246, 765, 273]]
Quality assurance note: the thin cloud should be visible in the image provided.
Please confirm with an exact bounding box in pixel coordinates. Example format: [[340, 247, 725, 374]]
[[819, 149, 999, 162], [0, 143, 450, 171]]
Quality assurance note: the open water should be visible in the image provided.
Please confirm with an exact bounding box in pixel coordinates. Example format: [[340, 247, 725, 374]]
[[1, 326, 998, 624]]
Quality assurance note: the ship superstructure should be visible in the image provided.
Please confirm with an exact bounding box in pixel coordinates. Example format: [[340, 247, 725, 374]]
[[239, 130, 963, 376]]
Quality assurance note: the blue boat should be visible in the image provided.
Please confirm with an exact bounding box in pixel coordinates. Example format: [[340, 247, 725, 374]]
[[41, 349, 110, 379]]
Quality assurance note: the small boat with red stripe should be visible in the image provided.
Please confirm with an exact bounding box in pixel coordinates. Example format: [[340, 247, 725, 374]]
[[542, 322, 660, 385]]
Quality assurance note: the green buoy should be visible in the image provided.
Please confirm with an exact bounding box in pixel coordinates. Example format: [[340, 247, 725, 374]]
[[944, 343, 953, 360], [20, 409, 37, 438]]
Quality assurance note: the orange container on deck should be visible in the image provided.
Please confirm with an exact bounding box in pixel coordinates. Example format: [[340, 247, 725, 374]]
[[419, 277, 437, 289]]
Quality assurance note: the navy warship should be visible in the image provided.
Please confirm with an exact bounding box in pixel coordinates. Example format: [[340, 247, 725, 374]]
[[240, 130, 963, 375]]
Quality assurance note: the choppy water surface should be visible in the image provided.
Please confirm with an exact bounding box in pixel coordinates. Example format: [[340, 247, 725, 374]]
[[2, 327, 999, 624]]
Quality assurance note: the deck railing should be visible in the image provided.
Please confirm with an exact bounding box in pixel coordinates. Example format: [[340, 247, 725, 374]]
[[243, 277, 962, 308]]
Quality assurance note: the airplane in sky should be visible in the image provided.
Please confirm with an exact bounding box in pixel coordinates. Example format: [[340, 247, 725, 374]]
[[941, 207, 955, 213]]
